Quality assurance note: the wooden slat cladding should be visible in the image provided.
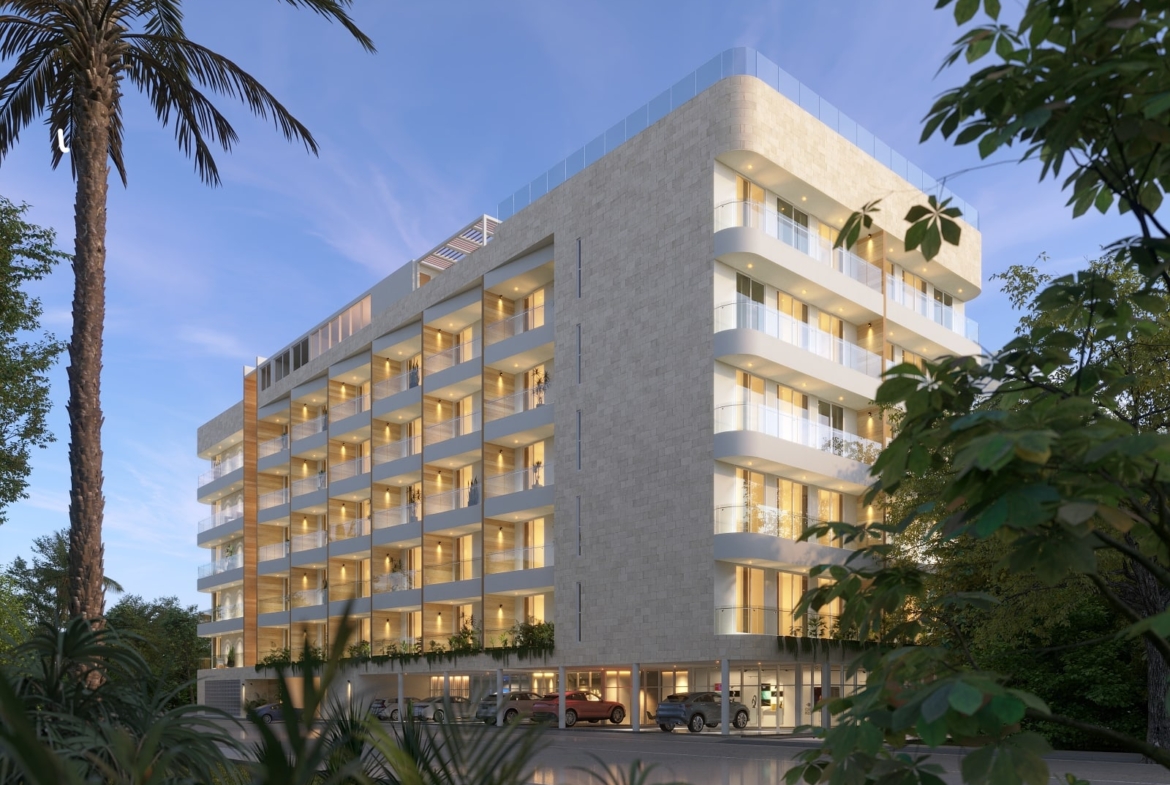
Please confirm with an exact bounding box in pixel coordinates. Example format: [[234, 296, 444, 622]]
[[242, 371, 259, 667]]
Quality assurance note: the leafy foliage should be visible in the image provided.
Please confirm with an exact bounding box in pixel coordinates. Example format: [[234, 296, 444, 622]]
[[105, 595, 209, 708], [4, 529, 123, 629], [0, 197, 66, 523]]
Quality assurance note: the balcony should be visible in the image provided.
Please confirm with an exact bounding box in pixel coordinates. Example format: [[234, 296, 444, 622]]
[[372, 435, 422, 483], [258, 594, 289, 614], [424, 412, 481, 464], [197, 552, 242, 579], [484, 464, 554, 520], [331, 394, 371, 423], [714, 201, 882, 292], [258, 541, 289, 562], [714, 404, 880, 465], [260, 488, 289, 510], [373, 570, 417, 592], [198, 452, 244, 489], [291, 473, 328, 497], [485, 384, 553, 420], [886, 276, 980, 343], [714, 302, 882, 378], [291, 530, 327, 552], [196, 503, 244, 547], [372, 505, 422, 545], [486, 545, 553, 574], [330, 455, 370, 496], [426, 339, 480, 373], [716, 606, 777, 635], [199, 603, 243, 624], [715, 504, 815, 539], [329, 517, 371, 542], [424, 558, 479, 586], [259, 434, 289, 458], [329, 579, 371, 603], [485, 305, 546, 346], [486, 464, 552, 496], [291, 415, 326, 442], [375, 368, 422, 400], [291, 589, 325, 609]]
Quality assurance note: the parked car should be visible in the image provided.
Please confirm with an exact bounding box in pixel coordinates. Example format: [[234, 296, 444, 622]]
[[412, 695, 474, 722], [372, 697, 420, 721], [252, 702, 282, 724], [475, 691, 545, 725], [654, 692, 750, 733], [530, 691, 626, 727]]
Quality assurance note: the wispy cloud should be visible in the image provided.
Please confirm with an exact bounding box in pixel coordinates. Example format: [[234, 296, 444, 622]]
[[178, 326, 252, 360]]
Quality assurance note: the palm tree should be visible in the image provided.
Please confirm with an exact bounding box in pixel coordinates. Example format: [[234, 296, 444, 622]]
[[0, 1, 374, 624]]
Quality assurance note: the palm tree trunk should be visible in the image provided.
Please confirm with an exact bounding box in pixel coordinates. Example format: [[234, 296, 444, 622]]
[[66, 75, 113, 626]]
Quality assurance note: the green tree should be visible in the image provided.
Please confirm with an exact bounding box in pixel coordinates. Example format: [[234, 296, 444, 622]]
[[5, 529, 122, 630], [105, 595, 207, 707], [0, 0, 374, 625], [0, 197, 66, 524], [0, 574, 28, 662]]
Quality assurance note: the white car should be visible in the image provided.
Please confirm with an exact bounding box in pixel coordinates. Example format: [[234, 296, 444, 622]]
[[411, 695, 474, 722]]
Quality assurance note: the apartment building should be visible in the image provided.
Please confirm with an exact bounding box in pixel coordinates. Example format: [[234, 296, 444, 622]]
[[194, 48, 982, 732]]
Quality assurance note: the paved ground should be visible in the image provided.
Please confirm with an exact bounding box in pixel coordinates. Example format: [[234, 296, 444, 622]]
[[212, 718, 1170, 785]]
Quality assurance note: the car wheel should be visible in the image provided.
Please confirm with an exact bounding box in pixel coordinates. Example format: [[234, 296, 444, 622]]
[[389, 709, 399, 722], [565, 709, 578, 727], [504, 708, 519, 724], [609, 707, 625, 724], [659, 723, 673, 732], [261, 713, 273, 724], [433, 710, 445, 723], [688, 713, 705, 733], [734, 710, 749, 729]]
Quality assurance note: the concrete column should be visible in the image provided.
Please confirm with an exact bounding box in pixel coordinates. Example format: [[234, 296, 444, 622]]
[[558, 666, 567, 729], [496, 668, 505, 726], [821, 661, 832, 729], [397, 672, 405, 722], [794, 663, 803, 730], [631, 664, 640, 732], [443, 671, 450, 702], [720, 659, 730, 736]]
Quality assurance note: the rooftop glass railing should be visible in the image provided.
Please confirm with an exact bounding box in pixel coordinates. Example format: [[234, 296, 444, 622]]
[[497, 47, 977, 228], [290, 530, 327, 553], [714, 201, 883, 292], [423, 412, 480, 445], [197, 551, 242, 579], [886, 276, 980, 343], [484, 464, 553, 497], [484, 385, 553, 421], [373, 570, 417, 593], [714, 301, 883, 378], [484, 305, 547, 345], [424, 558, 479, 585], [198, 452, 243, 488], [259, 488, 289, 510], [330, 455, 370, 483], [258, 434, 288, 459], [258, 541, 289, 562], [329, 517, 371, 542], [373, 504, 420, 529], [331, 394, 370, 423], [374, 367, 421, 399], [291, 473, 327, 497], [373, 434, 420, 465], [291, 415, 326, 442], [714, 403, 882, 465], [197, 502, 244, 534], [425, 339, 480, 373], [485, 545, 553, 574]]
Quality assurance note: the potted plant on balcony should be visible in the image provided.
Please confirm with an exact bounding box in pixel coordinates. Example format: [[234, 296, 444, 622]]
[[467, 476, 480, 506], [225, 644, 236, 669], [407, 486, 422, 521], [532, 369, 551, 406], [408, 357, 420, 388], [532, 461, 543, 488]]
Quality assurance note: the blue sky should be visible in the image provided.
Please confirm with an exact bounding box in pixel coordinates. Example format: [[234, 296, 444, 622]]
[[0, 1, 1133, 609]]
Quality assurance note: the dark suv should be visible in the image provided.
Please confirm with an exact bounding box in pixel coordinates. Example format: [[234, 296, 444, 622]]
[[654, 692, 750, 732]]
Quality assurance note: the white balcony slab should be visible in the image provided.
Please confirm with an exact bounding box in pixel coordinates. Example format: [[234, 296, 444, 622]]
[[484, 566, 554, 595], [291, 603, 327, 623], [885, 299, 983, 358], [484, 403, 554, 443], [330, 409, 370, 440], [258, 557, 289, 577], [197, 516, 244, 548], [713, 430, 872, 495], [258, 448, 290, 474], [329, 472, 370, 500], [330, 535, 371, 558], [329, 596, 371, 617], [258, 611, 288, 627], [424, 358, 480, 393], [484, 322, 554, 367], [424, 431, 481, 465], [197, 617, 244, 637], [290, 429, 327, 459], [372, 384, 421, 419], [290, 545, 328, 568], [484, 484, 555, 520], [372, 588, 422, 611], [196, 467, 243, 504], [713, 532, 852, 571], [372, 452, 422, 484], [258, 503, 290, 525], [372, 521, 422, 547], [197, 566, 244, 593], [423, 504, 481, 535], [424, 578, 481, 603], [290, 487, 328, 514]]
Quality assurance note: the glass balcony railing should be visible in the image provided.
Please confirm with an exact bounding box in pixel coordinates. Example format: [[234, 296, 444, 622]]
[[714, 201, 883, 291], [484, 385, 553, 421], [258, 595, 289, 614], [425, 339, 480, 373], [484, 464, 553, 497], [258, 434, 288, 458], [258, 541, 289, 562], [291, 473, 327, 497], [331, 394, 371, 423], [714, 504, 816, 540], [716, 605, 778, 635], [198, 452, 244, 488], [328, 580, 371, 603], [198, 604, 243, 623], [373, 570, 417, 592], [714, 302, 883, 378], [290, 530, 327, 553], [484, 305, 547, 345], [373, 505, 420, 529], [330, 455, 371, 483], [485, 545, 553, 574], [290, 589, 325, 609], [886, 276, 979, 342], [259, 488, 289, 510], [197, 551, 242, 579], [424, 559, 479, 585], [484, 620, 524, 645], [197, 503, 243, 534], [424, 412, 481, 445], [425, 484, 481, 515], [291, 415, 326, 442], [714, 403, 882, 465], [373, 434, 421, 465], [329, 517, 371, 542], [374, 367, 421, 399]]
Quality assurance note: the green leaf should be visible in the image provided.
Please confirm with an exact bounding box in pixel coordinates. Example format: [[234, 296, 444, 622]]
[[922, 684, 953, 722], [983, 0, 1001, 18], [948, 680, 984, 716], [1144, 91, 1170, 119], [954, 0, 979, 24], [904, 219, 929, 253], [1094, 188, 1114, 214], [940, 217, 962, 246], [988, 694, 1026, 725]]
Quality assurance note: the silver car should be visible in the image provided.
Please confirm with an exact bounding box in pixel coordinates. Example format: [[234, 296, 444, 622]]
[[412, 695, 474, 722], [475, 691, 544, 725], [654, 692, 750, 732]]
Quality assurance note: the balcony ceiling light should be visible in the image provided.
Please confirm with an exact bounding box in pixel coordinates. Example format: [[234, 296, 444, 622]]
[[747, 263, 752, 268], [801, 196, 807, 201]]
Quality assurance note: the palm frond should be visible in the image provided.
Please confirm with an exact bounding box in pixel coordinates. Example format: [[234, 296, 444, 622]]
[[277, 0, 375, 52]]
